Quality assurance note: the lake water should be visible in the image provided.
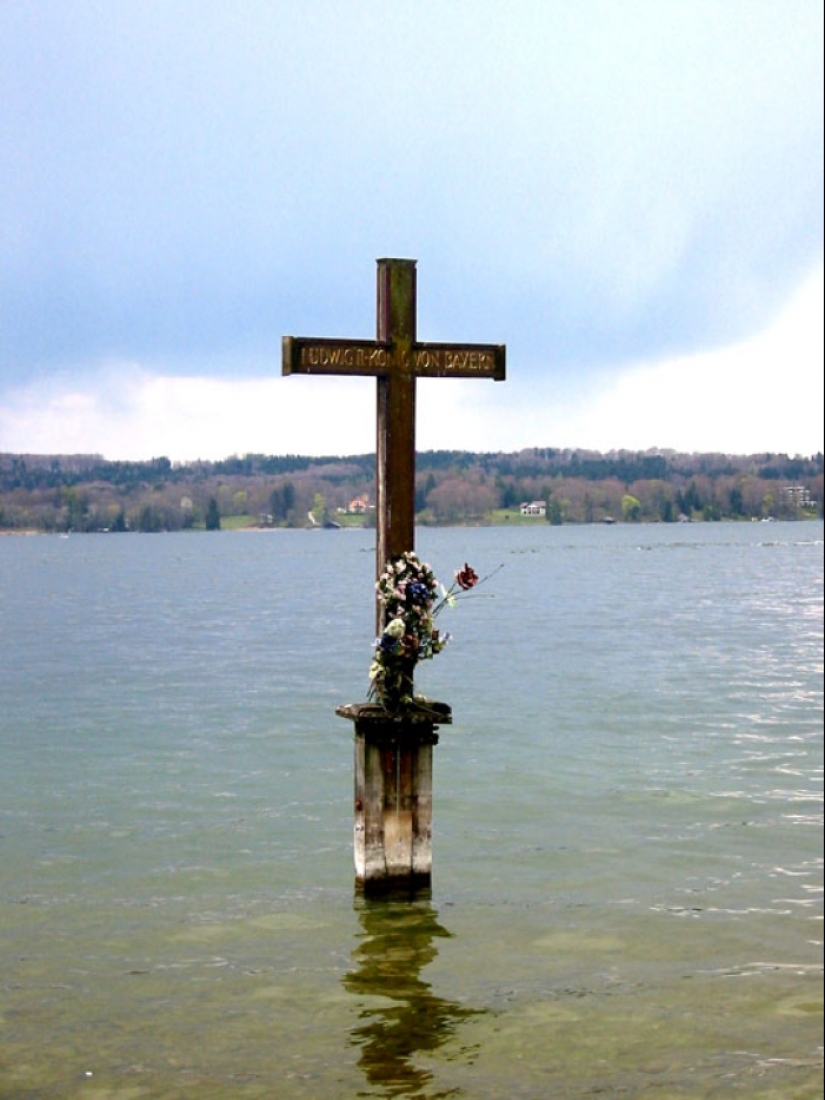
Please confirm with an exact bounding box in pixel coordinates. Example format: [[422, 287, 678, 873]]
[[1, 521, 822, 1099]]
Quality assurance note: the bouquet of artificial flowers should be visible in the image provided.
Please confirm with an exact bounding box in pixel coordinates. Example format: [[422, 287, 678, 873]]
[[368, 551, 481, 711]]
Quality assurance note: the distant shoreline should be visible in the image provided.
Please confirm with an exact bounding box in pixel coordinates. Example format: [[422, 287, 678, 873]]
[[3, 516, 823, 537], [2, 448, 820, 531]]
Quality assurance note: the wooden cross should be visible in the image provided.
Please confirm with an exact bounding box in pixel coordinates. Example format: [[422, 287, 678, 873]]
[[283, 258, 506, 628]]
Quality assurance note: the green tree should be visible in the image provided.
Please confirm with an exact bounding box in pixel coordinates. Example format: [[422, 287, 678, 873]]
[[205, 498, 221, 530], [63, 486, 89, 532], [621, 494, 641, 522], [138, 505, 162, 532], [546, 497, 564, 525], [681, 481, 702, 515], [415, 473, 436, 513], [270, 482, 296, 524], [498, 478, 519, 510], [311, 492, 329, 526], [270, 486, 284, 522]]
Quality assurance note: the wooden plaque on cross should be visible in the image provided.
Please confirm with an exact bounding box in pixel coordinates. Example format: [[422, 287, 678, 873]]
[[283, 258, 506, 629]]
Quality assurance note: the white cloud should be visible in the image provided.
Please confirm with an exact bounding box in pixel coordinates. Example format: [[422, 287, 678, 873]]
[[0, 367, 376, 460], [1, 269, 821, 461], [553, 267, 824, 455], [432, 265, 824, 457], [1, 0, 821, 385]]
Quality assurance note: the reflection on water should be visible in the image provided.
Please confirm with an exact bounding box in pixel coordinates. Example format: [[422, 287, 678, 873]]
[[344, 898, 484, 1098], [0, 524, 820, 1096]]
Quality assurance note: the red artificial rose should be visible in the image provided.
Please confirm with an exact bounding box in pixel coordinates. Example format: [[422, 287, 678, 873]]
[[455, 563, 479, 590]]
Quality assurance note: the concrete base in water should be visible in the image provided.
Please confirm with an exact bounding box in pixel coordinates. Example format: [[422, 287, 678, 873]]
[[336, 702, 451, 895]]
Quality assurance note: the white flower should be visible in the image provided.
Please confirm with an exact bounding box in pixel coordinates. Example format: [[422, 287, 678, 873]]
[[385, 617, 405, 638]]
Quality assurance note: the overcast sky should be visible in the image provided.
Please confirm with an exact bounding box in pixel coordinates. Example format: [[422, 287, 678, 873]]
[[1, 1, 822, 460]]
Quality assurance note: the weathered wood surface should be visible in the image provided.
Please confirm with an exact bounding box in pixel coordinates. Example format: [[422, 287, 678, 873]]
[[283, 258, 505, 633], [336, 701, 452, 730], [284, 259, 502, 892], [338, 702, 451, 893]]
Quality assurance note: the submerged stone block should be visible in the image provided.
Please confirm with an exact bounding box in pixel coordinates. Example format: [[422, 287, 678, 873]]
[[336, 702, 451, 894]]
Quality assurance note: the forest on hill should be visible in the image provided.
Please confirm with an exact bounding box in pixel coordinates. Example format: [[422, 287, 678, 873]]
[[0, 447, 822, 533]]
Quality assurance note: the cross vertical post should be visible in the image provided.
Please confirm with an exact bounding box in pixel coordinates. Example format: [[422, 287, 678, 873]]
[[283, 257, 505, 635], [375, 258, 416, 632], [283, 258, 505, 894]]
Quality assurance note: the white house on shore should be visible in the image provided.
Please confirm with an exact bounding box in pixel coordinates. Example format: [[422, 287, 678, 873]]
[[520, 500, 546, 517], [336, 496, 375, 519], [782, 485, 813, 508]]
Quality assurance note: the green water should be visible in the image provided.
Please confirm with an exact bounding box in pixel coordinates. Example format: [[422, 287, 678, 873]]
[[1, 523, 822, 1097]]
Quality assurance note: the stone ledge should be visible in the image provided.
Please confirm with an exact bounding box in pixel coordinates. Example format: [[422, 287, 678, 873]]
[[336, 700, 451, 737], [336, 699, 453, 726]]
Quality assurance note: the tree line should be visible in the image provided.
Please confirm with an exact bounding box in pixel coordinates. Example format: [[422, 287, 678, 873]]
[[0, 447, 821, 532]]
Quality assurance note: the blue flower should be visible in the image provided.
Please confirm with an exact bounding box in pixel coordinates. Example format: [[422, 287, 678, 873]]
[[407, 581, 430, 604], [378, 632, 400, 654]]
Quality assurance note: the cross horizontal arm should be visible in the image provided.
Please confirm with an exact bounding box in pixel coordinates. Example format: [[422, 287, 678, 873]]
[[282, 336, 391, 377], [282, 336, 505, 381], [412, 342, 505, 380]]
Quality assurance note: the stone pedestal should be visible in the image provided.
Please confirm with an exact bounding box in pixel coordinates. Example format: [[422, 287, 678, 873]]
[[336, 702, 451, 894]]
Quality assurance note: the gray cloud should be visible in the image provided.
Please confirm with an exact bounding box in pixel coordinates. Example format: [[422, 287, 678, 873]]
[[1, 0, 822, 402]]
